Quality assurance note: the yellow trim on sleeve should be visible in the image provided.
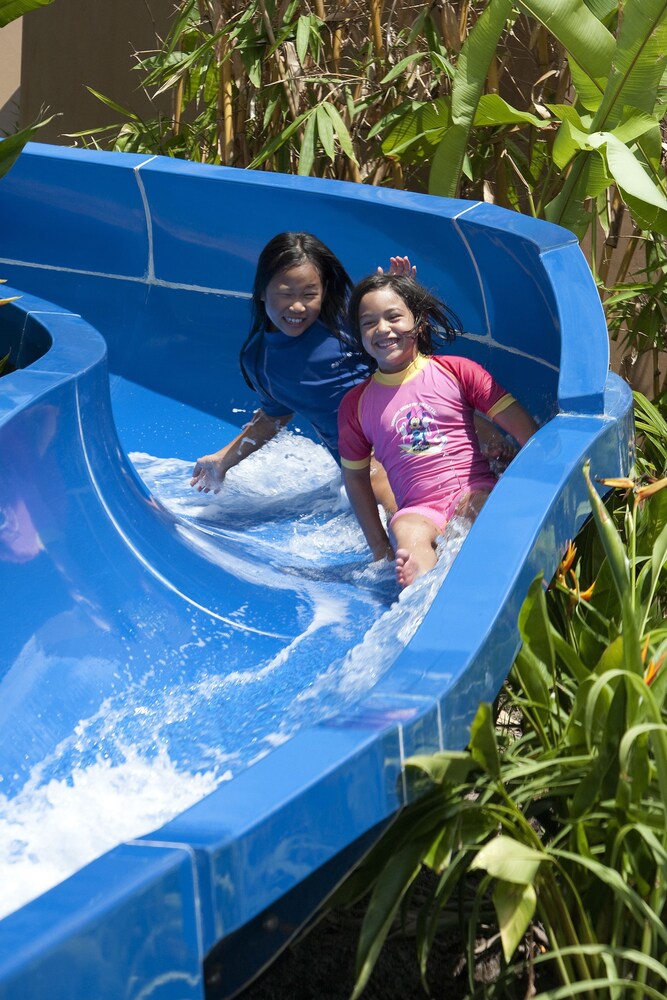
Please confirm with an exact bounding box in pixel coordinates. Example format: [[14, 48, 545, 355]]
[[341, 457, 372, 470], [487, 393, 516, 419]]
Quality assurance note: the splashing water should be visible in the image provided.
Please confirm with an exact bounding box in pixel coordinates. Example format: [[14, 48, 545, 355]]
[[0, 431, 470, 920]]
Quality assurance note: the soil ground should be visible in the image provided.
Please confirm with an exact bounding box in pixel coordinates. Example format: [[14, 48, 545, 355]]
[[236, 869, 509, 1000]]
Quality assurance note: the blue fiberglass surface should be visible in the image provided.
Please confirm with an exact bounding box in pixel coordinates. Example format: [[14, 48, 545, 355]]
[[0, 144, 634, 1000]]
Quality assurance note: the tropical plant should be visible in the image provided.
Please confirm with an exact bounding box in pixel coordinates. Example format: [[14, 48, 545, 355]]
[[0, 0, 58, 178], [335, 394, 667, 998], [70, 0, 455, 186], [0, 280, 19, 376], [634, 391, 667, 480], [73, 1, 666, 393], [379, 0, 667, 385], [605, 237, 667, 400]]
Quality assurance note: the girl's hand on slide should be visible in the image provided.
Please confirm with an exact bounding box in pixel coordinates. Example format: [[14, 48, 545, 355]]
[[377, 255, 417, 278], [190, 456, 225, 493]]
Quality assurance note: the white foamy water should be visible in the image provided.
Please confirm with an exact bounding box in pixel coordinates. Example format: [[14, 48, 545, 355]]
[[0, 431, 471, 921], [0, 750, 222, 920]]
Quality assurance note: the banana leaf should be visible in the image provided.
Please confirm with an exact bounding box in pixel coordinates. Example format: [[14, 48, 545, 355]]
[[0, 0, 55, 26], [429, 0, 514, 197]]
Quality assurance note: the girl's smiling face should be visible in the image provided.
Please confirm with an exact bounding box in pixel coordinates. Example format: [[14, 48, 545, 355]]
[[262, 262, 324, 337], [358, 287, 419, 373]]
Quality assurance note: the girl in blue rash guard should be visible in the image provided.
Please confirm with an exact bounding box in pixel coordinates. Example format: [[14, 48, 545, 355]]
[[190, 232, 412, 502]]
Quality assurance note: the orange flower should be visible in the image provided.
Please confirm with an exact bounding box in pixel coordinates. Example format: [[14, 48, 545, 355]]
[[598, 477, 636, 491], [635, 478, 667, 503], [559, 541, 576, 576], [644, 655, 665, 687]]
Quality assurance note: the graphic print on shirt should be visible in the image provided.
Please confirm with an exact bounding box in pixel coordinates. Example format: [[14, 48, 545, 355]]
[[393, 402, 445, 457]]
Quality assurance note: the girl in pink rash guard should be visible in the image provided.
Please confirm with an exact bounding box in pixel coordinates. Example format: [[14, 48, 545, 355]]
[[337, 273, 537, 589]]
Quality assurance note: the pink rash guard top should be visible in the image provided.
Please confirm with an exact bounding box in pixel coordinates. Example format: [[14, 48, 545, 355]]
[[338, 354, 516, 529]]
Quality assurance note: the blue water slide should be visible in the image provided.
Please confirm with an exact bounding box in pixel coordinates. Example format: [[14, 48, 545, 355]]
[[0, 144, 633, 999]]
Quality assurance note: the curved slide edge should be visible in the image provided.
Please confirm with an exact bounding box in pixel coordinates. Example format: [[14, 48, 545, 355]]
[[0, 145, 635, 1000], [0, 275, 633, 998]]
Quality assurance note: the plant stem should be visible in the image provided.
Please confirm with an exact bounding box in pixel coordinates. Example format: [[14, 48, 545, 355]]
[[369, 0, 383, 59], [257, 0, 301, 123]]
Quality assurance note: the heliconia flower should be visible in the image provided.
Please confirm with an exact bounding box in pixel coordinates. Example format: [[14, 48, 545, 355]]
[[584, 463, 631, 598], [558, 540, 577, 577], [644, 654, 665, 687], [566, 568, 594, 603], [634, 478, 667, 502], [598, 476, 636, 491]]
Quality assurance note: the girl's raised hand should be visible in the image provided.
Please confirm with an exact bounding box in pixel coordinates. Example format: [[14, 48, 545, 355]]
[[377, 255, 417, 278]]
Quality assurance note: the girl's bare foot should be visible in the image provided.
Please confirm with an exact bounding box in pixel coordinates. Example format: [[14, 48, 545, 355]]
[[395, 548, 423, 588]]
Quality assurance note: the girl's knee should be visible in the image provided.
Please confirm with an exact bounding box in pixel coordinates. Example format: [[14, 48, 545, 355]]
[[390, 512, 440, 552]]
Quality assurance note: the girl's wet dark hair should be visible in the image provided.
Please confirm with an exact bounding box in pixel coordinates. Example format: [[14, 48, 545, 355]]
[[348, 273, 462, 357], [240, 232, 353, 388]]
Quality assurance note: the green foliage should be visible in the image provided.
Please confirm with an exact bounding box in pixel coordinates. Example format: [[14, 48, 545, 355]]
[[72, 2, 666, 388], [0, 0, 59, 177], [336, 396, 667, 998], [422, 0, 667, 242], [73, 0, 453, 185], [0, 113, 56, 179], [0, 279, 18, 376], [605, 238, 667, 399], [634, 391, 667, 478], [0, 0, 55, 28]]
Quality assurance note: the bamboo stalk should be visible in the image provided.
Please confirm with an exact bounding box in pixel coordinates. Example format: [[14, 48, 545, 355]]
[[369, 0, 384, 59], [206, 1, 235, 165], [615, 229, 642, 288], [596, 202, 626, 291], [441, 1, 461, 54], [347, 159, 363, 182], [654, 346, 662, 400], [257, 0, 301, 123], [458, 0, 470, 44], [487, 55, 500, 94], [173, 75, 184, 136], [537, 24, 549, 77], [220, 40, 234, 164], [332, 25, 342, 74], [390, 158, 404, 189]]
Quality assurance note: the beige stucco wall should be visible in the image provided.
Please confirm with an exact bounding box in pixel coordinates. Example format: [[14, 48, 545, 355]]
[[0, 18, 22, 135], [19, 0, 172, 144]]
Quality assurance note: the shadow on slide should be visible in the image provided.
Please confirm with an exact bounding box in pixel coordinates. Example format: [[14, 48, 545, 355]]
[[0, 144, 633, 999]]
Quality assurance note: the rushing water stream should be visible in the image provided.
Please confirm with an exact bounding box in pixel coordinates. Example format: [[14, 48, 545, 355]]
[[0, 432, 469, 920]]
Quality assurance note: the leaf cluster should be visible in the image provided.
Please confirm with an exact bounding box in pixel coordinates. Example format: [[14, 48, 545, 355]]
[[71, 0, 454, 187], [67, 2, 667, 391], [337, 397, 667, 998], [0, 0, 58, 178]]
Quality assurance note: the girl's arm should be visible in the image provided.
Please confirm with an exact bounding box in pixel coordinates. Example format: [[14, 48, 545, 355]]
[[343, 465, 394, 561], [492, 400, 538, 446], [191, 408, 292, 493]]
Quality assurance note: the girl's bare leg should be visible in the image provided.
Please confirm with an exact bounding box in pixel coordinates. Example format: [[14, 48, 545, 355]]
[[390, 490, 490, 589], [390, 513, 440, 589], [370, 458, 397, 517]]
